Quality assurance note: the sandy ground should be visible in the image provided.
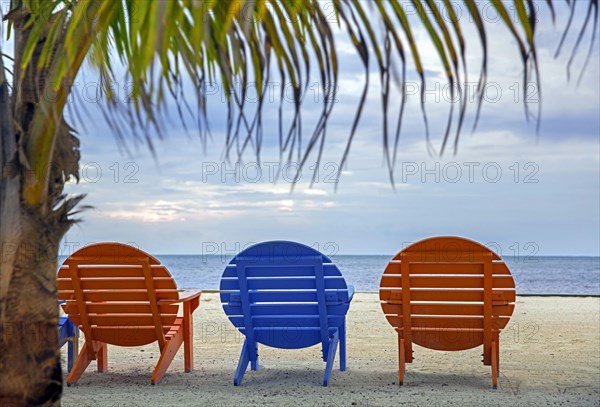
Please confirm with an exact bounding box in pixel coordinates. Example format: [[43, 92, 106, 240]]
[[61, 293, 600, 407]]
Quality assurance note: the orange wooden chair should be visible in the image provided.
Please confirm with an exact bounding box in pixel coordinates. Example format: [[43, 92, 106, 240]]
[[57, 243, 201, 385], [379, 236, 516, 388]]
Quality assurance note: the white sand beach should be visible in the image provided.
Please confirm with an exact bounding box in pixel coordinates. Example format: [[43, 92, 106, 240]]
[[61, 293, 600, 407]]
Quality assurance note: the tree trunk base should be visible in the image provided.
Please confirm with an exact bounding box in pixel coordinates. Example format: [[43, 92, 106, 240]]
[[0, 212, 63, 406]]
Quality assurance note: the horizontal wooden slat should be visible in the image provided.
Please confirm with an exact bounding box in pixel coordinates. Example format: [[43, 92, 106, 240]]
[[237, 326, 339, 350], [407, 327, 484, 332], [222, 263, 341, 278], [409, 329, 486, 351], [64, 255, 158, 265], [90, 326, 169, 346], [394, 251, 499, 262], [228, 315, 344, 328], [220, 276, 347, 291], [220, 288, 352, 304], [380, 275, 515, 289], [234, 254, 329, 263], [57, 265, 171, 279], [393, 237, 501, 261], [239, 326, 339, 333], [381, 302, 515, 317], [223, 302, 350, 317], [379, 288, 516, 303], [62, 302, 178, 315], [65, 243, 160, 264], [91, 325, 170, 332], [58, 277, 177, 290], [385, 315, 510, 330], [384, 261, 510, 275], [58, 289, 179, 302], [221, 290, 317, 303], [68, 314, 177, 327]]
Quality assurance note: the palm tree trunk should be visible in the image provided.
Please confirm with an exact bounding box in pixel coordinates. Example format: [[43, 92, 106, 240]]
[[0, 219, 63, 406], [1, 7, 80, 405], [1, 42, 61, 405]]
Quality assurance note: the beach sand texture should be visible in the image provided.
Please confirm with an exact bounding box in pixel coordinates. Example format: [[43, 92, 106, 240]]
[[61, 293, 600, 407]]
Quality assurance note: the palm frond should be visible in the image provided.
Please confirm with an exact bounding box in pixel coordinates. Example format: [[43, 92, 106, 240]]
[[6, 0, 599, 197]]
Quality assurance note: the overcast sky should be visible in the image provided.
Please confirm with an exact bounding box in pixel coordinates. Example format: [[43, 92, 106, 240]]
[[5, 3, 597, 256]]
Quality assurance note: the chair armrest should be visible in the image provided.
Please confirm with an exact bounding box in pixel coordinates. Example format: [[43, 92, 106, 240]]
[[158, 290, 202, 305], [347, 285, 355, 302]]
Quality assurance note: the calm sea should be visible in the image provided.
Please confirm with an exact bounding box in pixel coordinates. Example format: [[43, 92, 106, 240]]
[[95, 255, 599, 295]]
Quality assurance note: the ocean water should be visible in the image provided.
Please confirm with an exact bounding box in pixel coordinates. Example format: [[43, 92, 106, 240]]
[[150, 255, 599, 295], [57, 254, 599, 295]]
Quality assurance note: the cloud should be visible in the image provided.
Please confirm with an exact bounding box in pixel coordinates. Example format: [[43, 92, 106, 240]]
[[303, 188, 328, 196], [47, 6, 600, 255]]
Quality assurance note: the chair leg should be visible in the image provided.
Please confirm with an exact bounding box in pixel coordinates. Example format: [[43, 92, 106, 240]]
[[151, 326, 184, 385], [491, 339, 498, 389], [73, 326, 79, 357], [250, 341, 259, 371], [71, 327, 79, 373], [496, 338, 500, 375], [66, 341, 94, 386], [96, 342, 108, 372], [183, 302, 194, 372], [234, 339, 251, 386], [67, 340, 74, 373], [339, 320, 347, 372], [398, 336, 405, 386], [323, 331, 339, 386], [61, 319, 75, 373]]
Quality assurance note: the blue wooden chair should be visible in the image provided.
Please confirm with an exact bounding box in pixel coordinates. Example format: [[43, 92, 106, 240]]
[[58, 313, 78, 372], [220, 241, 354, 386]]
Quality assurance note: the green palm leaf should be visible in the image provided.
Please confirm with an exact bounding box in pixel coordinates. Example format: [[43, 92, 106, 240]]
[[2, 0, 598, 203]]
